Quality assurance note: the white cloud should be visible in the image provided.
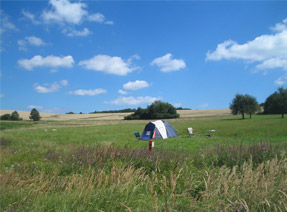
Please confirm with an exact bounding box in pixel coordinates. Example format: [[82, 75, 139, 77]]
[[40, 0, 113, 26], [88, 13, 113, 25], [34, 80, 68, 93], [22, 10, 41, 25], [68, 88, 107, 96], [18, 36, 47, 51], [41, 0, 88, 25], [60, 80, 68, 86], [105, 20, 114, 25], [34, 82, 61, 93], [88, 13, 105, 23], [1, 10, 17, 51], [274, 74, 287, 86], [123, 80, 150, 91], [206, 19, 287, 71], [118, 90, 128, 95], [26, 36, 47, 46], [271, 18, 287, 32], [151, 53, 186, 72], [108, 96, 162, 106], [63, 27, 91, 37], [18, 55, 74, 70], [0, 94, 4, 98], [256, 58, 287, 70], [0, 10, 17, 35], [79, 55, 139, 76]]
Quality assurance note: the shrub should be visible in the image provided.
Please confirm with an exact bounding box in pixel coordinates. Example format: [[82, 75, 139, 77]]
[[0, 114, 11, 120]]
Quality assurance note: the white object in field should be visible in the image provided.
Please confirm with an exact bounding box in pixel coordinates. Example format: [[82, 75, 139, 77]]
[[52, 129, 57, 131], [152, 142, 154, 147], [187, 127, 193, 135]]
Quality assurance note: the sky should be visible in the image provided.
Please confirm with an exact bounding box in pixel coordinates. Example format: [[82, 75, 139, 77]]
[[0, 0, 287, 113]]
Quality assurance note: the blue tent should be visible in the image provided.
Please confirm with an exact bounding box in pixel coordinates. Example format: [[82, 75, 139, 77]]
[[140, 120, 178, 140]]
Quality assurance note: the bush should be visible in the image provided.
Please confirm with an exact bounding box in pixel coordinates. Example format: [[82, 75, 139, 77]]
[[0, 114, 11, 120]]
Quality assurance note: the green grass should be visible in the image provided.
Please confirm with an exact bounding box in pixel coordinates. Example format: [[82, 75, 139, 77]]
[[1, 114, 287, 211]]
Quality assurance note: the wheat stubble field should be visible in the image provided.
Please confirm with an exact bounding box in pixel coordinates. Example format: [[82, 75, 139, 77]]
[[1, 110, 287, 211]]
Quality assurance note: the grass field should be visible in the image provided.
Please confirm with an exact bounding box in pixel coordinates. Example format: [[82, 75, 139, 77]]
[[1, 111, 287, 211]]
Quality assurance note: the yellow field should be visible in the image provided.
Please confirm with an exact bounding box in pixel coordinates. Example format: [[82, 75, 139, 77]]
[[0, 109, 231, 121]]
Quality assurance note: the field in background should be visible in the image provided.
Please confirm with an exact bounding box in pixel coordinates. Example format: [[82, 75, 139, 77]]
[[1, 110, 287, 211], [0, 109, 231, 121]]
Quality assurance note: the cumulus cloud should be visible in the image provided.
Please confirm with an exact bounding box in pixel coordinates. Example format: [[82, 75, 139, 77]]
[[274, 74, 287, 86], [108, 96, 162, 106], [18, 55, 74, 70], [118, 90, 128, 95], [41, 0, 88, 25], [79, 55, 139, 76], [34, 80, 68, 93], [68, 88, 107, 96], [18, 36, 47, 51], [123, 80, 150, 91], [63, 27, 91, 37], [34, 82, 61, 93], [151, 53, 186, 72], [206, 19, 287, 71], [40, 0, 113, 26]]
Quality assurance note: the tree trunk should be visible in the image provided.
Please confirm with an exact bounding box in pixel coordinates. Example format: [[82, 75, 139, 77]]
[[282, 113, 285, 118], [250, 113, 252, 119], [242, 113, 245, 119]]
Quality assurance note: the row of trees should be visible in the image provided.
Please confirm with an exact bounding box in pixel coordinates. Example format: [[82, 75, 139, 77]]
[[230, 87, 287, 119], [0, 111, 22, 121], [124, 101, 180, 120], [0, 108, 41, 121]]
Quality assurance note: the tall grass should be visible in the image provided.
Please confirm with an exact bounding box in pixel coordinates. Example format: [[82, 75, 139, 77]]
[[1, 140, 286, 211]]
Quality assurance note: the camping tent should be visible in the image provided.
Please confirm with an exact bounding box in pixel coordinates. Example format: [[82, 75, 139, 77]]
[[140, 120, 178, 140]]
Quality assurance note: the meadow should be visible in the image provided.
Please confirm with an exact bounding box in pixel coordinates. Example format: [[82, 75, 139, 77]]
[[0, 111, 287, 211]]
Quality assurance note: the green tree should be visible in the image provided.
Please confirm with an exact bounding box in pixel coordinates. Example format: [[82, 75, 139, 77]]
[[29, 108, 41, 121], [264, 87, 287, 118], [245, 95, 260, 119], [124, 101, 179, 120], [230, 94, 246, 119], [0, 114, 11, 120], [11, 111, 20, 121]]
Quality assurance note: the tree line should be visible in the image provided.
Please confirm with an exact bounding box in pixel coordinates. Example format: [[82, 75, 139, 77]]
[[124, 101, 180, 120], [1, 108, 41, 121], [230, 87, 287, 119]]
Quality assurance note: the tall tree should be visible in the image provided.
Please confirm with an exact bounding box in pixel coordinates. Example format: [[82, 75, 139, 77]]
[[230, 94, 246, 119], [230, 94, 259, 119], [264, 87, 287, 118], [29, 108, 41, 121], [245, 95, 260, 119], [11, 111, 20, 121]]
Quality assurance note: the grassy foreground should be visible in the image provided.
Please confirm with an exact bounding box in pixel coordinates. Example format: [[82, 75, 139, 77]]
[[0, 114, 287, 211]]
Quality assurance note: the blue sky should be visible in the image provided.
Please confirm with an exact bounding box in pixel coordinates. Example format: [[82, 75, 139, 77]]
[[1, 0, 287, 113]]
